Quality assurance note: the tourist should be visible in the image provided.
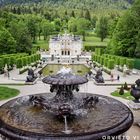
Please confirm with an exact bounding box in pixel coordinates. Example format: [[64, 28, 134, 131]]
[[38, 70, 42, 78], [8, 71, 10, 79], [111, 74, 114, 81], [117, 75, 120, 81]]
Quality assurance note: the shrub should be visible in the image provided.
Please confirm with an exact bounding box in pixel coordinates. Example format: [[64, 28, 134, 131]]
[[103, 67, 111, 75], [19, 67, 28, 74], [16, 59, 23, 69], [3, 57, 10, 66], [95, 48, 104, 55], [27, 56, 31, 65], [104, 58, 109, 67], [91, 53, 94, 60], [0, 58, 4, 70], [124, 82, 128, 90], [107, 60, 114, 69], [120, 58, 126, 66], [119, 86, 124, 95], [94, 54, 97, 61], [31, 55, 34, 63], [9, 56, 16, 66], [100, 57, 104, 65], [126, 59, 134, 69], [115, 57, 120, 65], [22, 57, 28, 67], [97, 55, 100, 63]]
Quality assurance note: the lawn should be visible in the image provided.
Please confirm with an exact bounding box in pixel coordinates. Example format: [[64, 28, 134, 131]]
[[111, 90, 134, 100], [33, 31, 110, 51], [0, 86, 20, 100], [35, 40, 49, 50], [33, 36, 49, 51], [84, 31, 110, 47]]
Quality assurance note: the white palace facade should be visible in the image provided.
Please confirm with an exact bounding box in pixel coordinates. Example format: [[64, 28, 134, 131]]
[[49, 33, 83, 57]]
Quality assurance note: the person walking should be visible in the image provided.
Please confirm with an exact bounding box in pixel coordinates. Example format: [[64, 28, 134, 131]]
[[8, 71, 10, 79], [111, 74, 114, 81], [117, 75, 120, 81]]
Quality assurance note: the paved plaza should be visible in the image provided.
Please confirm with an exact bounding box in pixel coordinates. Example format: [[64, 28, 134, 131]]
[[0, 61, 140, 139]]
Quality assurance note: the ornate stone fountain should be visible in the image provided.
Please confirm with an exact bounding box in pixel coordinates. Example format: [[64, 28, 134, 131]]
[[129, 79, 140, 109], [0, 66, 133, 140], [131, 79, 140, 102]]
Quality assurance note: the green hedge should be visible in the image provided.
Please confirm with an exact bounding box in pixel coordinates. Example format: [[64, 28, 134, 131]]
[[126, 59, 134, 69], [0, 58, 4, 69], [16, 59, 23, 69], [0, 53, 41, 71], [134, 59, 140, 70], [84, 46, 106, 52], [120, 57, 126, 66], [107, 60, 114, 69]]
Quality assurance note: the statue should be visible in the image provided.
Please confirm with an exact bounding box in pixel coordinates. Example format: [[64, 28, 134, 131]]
[[95, 69, 104, 83], [131, 79, 140, 103], [26, 68, 35, 82]]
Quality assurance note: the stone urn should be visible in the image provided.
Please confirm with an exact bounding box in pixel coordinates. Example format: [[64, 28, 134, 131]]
[[130, 79, 140, 102]]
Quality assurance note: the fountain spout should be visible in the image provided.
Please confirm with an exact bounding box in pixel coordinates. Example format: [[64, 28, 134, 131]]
[[62, 116, 72, 134]]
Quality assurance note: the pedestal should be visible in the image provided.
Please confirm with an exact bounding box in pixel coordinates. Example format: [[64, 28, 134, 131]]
[[128, 101, 140, 127], [128, 100, 140, 110]]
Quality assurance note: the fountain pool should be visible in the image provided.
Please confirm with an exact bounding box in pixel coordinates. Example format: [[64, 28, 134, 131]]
[[42, 64, 90, 76]]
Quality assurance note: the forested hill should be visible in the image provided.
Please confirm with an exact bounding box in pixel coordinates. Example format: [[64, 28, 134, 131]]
[[0, 0, 134, 9]]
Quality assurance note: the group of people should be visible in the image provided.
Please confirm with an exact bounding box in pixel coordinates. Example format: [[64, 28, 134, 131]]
[[4, 69, 10, 79], [110, 74, 120, 81]]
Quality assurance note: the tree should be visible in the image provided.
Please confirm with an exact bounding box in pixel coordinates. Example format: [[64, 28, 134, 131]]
[[64, 10, 68, 16], [26, 15, 39, 43], [84, 9, 91, 20], [96, 16, 108, 42], [68, 18, 77, 33], [53, 18, 61, 32], [79, 10, 84, 18], [108, 0, 140, 58], [42, 20, 54, 40], [68, 18, 90, 40], [9, 20, 32, 53], [0, 27, 16, 54], [71, 10, 75, 18], [91, 16, 97, 28], [76, 18, 90, 40]]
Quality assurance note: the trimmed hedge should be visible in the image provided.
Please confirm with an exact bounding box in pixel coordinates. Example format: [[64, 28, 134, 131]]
[[120, 57, 126, 66], [16, 59, 23, 69], [0, 53, 38, 72], [107, 60, 114, 69], [101, 54, 135, 69], [126, 59, 134, 69], [0, 58, 4, 70], [134, 59, 140, 70], [84, 46, 106, 52]]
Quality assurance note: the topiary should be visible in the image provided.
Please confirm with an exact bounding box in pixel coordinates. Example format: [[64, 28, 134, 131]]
[[119, 86, 124, 95], [124, 82, 128, 90]]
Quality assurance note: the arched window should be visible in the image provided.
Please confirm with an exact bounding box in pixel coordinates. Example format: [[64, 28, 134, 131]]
[[68, 51, 70, 55], [62, 51, 64, 55]]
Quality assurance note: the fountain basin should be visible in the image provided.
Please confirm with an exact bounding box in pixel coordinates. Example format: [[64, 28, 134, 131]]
[[41, 64, 90, 76], [0, 93, 133, 140]]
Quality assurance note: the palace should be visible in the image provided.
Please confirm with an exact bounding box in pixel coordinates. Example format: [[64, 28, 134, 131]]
[[49, 33, 83, 57]]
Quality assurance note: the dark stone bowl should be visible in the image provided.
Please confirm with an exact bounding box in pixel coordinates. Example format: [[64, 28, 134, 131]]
[[131, 88, 140, 102], [0, 93, 133, 140]]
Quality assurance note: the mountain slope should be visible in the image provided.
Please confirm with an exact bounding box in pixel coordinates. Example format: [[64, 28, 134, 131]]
[[0, 0, 134, 9]]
